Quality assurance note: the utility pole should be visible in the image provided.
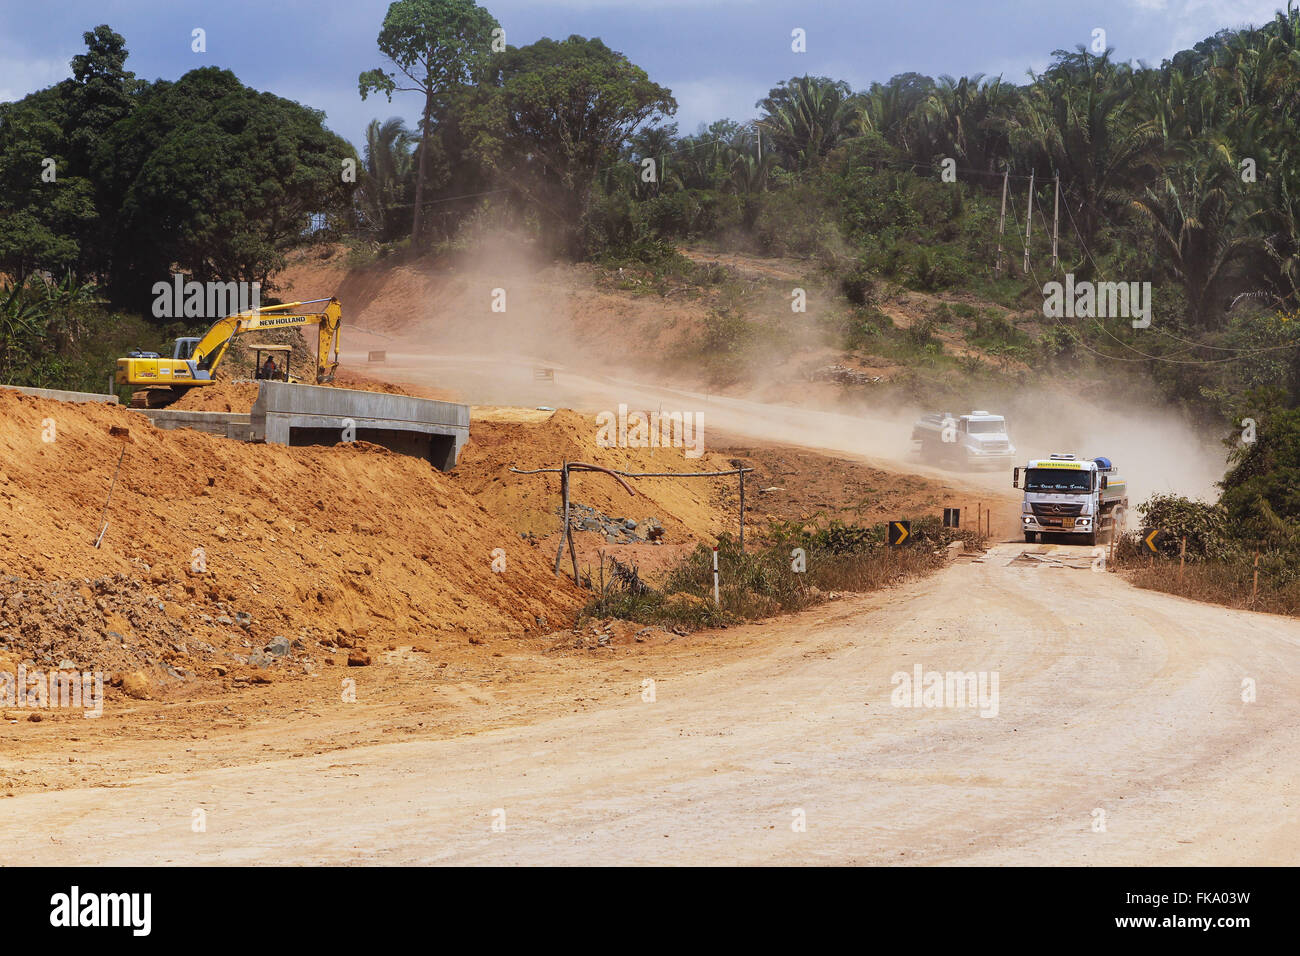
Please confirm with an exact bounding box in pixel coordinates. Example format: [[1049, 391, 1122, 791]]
[[1051, 171, 1060, 272], [756, 124, 762, 162], [995, 168, 1009, 277], [1023, 170, 1035, 275]]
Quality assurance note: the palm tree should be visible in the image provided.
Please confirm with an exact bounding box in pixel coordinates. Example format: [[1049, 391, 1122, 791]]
[[854, 73, 935, 162], [1009, 48, 1160, 253], [757, 76, 856, 170], [1130, 149, 1258, 328], [630, 122, 679, 197], [356, 117, 417, 242], [918, 74, 1019, 175], [726, 149, 777, 229], [0, 282, 44, 380]]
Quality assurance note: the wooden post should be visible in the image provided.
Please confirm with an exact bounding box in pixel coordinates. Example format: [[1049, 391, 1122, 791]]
[[712, 545, 720, 606], [995, 168, 1009, 277], [1023, 170, 1035, 275], [566, 475, 580, 586], [554, 463, 569, 576], [1253, 548, 1260, 602], [1179, 536, 1186, 583], [738, 468, 746, 552], [1051, 172, 1060, 272]]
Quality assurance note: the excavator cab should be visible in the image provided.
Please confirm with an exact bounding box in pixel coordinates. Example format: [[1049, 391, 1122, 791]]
[[251, 344, 293, 382], [173, 337, 200, 361]]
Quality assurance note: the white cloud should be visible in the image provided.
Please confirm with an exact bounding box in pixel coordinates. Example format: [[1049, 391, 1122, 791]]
[[1126, 0, 1288, 59], [666, 76, 767, 131], [0, 52, 72, 103]]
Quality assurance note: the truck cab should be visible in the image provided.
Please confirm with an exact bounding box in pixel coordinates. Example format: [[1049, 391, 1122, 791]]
[[912, 410, 1016, 469], [1014, 454, 1128, 545]]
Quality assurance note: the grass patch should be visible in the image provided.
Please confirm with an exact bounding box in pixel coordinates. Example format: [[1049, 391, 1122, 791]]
[[1111, 534, 1300, 616], [580, 517, 983, 631]]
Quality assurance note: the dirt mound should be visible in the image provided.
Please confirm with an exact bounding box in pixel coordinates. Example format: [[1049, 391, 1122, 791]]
[[452, 408, 737, 543], [0, 388, 584, 698], [169, 383, 261, 412]]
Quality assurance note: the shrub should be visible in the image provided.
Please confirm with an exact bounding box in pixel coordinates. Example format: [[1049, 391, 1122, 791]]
[[1134, 494, 1236, 561]]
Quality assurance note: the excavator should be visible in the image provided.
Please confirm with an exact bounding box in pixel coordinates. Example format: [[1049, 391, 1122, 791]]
[[116, 297, 342, 408]]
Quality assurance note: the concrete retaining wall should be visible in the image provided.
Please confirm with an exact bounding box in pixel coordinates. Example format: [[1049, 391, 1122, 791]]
[[6, 380, 471, 471], [136, 408, 253, 441], [0, 384, 119, 404], [251, 381, 469, 471]]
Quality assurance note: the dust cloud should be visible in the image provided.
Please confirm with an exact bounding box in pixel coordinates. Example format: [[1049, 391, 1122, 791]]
[[327, 233, 1229, 508]]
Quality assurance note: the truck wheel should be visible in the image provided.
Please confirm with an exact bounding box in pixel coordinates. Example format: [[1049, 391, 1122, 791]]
[[1024, 531, 1038, 543], [1082, 531, 1097, 546]]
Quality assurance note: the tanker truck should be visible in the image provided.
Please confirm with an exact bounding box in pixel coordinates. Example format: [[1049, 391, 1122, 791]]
[[1013, 454, 1128, 545]]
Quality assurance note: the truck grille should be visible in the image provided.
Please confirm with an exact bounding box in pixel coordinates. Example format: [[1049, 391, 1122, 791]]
[[1031, 502, 1083, 518]]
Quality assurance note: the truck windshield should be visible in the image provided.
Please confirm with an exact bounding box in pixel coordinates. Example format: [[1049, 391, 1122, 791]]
[[967, 420, 1005, 434], [1025, 468, 1092, 493]]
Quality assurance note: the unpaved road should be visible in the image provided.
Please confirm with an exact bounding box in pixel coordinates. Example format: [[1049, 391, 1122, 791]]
[[9, 541, 1298, 865], [341, 345, 1016, 493]]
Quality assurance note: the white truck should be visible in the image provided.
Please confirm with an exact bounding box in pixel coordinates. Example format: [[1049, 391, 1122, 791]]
[[1013, 454, 1129, 545], [911, 410, 1016, 469]]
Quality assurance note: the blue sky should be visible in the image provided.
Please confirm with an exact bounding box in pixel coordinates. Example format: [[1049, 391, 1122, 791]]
[[0, 0, 1289, 150]]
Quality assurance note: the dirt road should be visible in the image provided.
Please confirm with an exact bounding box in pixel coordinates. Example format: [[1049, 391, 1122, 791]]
[[341, 345, 1015, 493], [10, 541, 1297, 865]]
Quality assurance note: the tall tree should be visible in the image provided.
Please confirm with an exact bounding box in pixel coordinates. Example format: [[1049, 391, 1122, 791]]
[[357, 117, 417, 240], [470, 35, 676, 255], [1130, 149, 1257, 327], [97, 67, 356, 308], [0, 89, 95, 282], [757, 76, 855, 170], [359, 0, 499, 248], [1009, 48, 1159, 254]]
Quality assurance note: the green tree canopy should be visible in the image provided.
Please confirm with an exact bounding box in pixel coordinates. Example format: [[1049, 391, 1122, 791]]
[[96, 66, 356, 308], [470, 34, 676, 255]]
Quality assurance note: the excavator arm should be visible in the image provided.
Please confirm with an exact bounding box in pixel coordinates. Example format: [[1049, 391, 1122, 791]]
[[191, 297, 341, 384], [116, 296, 342, 404]]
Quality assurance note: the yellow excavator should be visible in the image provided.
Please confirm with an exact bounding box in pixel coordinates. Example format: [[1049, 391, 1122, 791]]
[[116, 297, 341, 407]]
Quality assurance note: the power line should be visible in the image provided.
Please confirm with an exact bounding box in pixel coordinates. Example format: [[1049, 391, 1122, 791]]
[[374, 135, 739, 211], [1060, 196, 1300, 362]]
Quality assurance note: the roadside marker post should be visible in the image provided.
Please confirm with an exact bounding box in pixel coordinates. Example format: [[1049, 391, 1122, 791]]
[[888, 521, 911, 546], [712, 545, 720, 606]]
